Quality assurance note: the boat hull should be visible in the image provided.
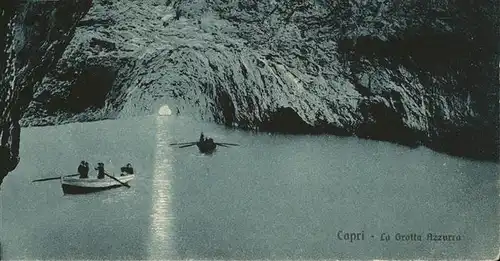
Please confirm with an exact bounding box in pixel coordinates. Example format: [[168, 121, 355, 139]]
[[197, 141, 216, 154], [61, 184, 124, 194], [61, 174, 135, 194]]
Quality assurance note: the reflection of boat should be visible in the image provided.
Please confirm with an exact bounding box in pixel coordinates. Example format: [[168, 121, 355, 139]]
[[61, 174, 135, 194]]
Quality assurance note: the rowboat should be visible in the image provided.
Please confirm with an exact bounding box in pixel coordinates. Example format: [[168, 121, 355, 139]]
[[196, 139, 217, 154], [170, 133, 238, 154], [60, 174, 135, 194]]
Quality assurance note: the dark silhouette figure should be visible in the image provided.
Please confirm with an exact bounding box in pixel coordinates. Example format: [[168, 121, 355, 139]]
[[199, 132, 205, 143], [120, 163, 134, 176], [77, 161, 89, 178], [95, 162, 105, 179]]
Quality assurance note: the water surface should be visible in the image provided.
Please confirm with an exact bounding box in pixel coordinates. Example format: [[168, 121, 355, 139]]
[[1, 115, 498, 259]]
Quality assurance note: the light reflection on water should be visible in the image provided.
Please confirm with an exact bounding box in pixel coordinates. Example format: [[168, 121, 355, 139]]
[[148, 116, 175, 258]]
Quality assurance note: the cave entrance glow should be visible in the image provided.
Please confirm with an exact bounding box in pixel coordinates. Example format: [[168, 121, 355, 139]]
[[158, 105, 172, 116]]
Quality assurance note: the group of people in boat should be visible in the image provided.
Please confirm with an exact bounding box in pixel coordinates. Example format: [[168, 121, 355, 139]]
[[77, 161, 134, 179], [199, 132, 214, 144]]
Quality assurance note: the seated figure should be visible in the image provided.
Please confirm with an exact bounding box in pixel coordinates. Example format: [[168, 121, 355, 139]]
[[120, 163, 134, 176]]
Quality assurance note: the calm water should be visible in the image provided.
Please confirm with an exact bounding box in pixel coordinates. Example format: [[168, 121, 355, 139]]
[[1, 115, 498, 260]]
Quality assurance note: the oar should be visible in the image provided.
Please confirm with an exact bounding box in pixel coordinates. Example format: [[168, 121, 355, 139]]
[[169, 141, 197, 146], [179, 143, 197, 148], [104, 173, 130, 188], [32, 174, 80, 183], [217, 142, 239, 146], [216, 143, 230, 148]]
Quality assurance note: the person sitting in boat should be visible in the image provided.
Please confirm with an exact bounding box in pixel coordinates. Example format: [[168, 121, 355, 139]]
[[95, 162, 105, 179], [78, 161, 89, 179], [207, 138, 214, 144], [120, 163, 134, 176]]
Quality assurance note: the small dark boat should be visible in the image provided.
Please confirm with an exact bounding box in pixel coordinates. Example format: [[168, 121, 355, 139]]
[[197, 138, 217, 154], [170, 133, 239, 154]]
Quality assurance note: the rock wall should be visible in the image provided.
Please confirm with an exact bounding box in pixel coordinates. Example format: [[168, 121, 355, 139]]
[[0, 0, 92, 186], [22, 0, 499, 161]]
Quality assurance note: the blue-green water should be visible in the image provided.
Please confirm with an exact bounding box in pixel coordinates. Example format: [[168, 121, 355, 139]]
[[1, 115, 498, 259]]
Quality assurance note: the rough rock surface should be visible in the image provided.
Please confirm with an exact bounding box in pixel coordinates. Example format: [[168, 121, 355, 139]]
[[22, 0, 499, 161], [0, 0, 92, 186]]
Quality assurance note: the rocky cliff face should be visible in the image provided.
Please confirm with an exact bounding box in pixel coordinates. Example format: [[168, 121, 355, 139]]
[[0, 0, 92, 186], [22, 0, 499, 161]]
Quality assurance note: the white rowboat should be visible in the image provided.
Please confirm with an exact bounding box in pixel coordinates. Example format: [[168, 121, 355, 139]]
[[61, 174, 135, 194]]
